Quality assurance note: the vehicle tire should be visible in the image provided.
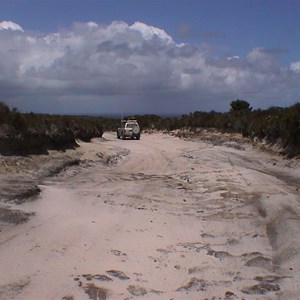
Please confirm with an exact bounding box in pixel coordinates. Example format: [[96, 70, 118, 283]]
[[136, 135, 140, 140]]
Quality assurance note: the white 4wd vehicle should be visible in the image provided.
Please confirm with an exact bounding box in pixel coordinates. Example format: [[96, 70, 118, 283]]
[[117, 119, 141, 140]]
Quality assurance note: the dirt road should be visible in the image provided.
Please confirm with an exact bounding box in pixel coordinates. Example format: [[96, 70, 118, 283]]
[[0, 132, 299, 299]]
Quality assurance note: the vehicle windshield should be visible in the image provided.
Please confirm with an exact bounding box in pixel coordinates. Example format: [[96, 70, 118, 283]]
[[126, 123, 138, 129]]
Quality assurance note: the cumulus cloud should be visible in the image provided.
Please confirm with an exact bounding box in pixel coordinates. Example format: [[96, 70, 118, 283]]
[[290, 61, 300, 73], [0, 20, 299, 114], [0, 20, 24, 31]]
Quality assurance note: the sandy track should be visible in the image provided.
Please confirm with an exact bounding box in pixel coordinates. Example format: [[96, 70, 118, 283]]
[[0, 132, 299, 299]]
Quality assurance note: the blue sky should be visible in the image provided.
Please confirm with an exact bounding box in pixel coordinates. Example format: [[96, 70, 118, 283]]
[[0, 0, 300, 115]]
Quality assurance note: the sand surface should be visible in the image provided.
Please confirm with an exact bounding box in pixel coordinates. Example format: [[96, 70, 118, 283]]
[[0, 132, 299, 300]]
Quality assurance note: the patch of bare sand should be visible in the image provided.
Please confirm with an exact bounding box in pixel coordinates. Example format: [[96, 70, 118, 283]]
[[0, 137, 118, 226], [0, 132, 299, 299]]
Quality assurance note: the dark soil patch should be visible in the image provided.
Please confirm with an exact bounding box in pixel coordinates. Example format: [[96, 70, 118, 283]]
[[207, 249, 233, 260], [254, 275, 282, 283], [1, 184, 41, 203], [0, 207, 34, 224], [106, 270, 130, 280], [127, 285, 147, 296], [245, 256, 273, 271], [93, 275, 113, 282], [242, 282, 280, 295], [83, 283, 107, 300], [176, 277, 207, 292], [225, 291, 239, 299], [0, 278, 30, 299]]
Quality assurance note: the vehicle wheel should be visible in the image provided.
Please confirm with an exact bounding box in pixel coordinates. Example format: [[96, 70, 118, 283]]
[[136, 135, 140, 140]]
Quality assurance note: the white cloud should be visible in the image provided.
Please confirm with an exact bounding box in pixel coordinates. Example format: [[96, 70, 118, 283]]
[[86, 21, 99, 29], [130, 21, 174, 44], [247, 47, 267, 63], [0, 20, 24, 31], [290, 61, 300, 73], [0, 20, 299, 114], [227, 56, 240, 61]]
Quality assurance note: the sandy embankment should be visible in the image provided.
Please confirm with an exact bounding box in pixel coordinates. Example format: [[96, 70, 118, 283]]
[[0, 132, 299, 299]]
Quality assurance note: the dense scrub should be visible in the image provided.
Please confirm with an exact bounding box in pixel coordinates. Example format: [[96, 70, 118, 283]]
[[0, 102, 106, 155], [133, 101, 300, 158], [1, 100, 299, 157]]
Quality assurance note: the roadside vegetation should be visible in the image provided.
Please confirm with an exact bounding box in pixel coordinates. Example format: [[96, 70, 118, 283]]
[[0, 100, 299, 157], [133, 100, 300, 158], [0, 101, 108, 155]]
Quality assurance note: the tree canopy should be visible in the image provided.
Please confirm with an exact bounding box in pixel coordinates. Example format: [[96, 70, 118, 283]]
[[230, 99, 252, 113]]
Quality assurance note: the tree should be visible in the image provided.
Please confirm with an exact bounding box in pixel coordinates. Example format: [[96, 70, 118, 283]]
[[230, 99, 252, 113], [229, 100, 252, 136]]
